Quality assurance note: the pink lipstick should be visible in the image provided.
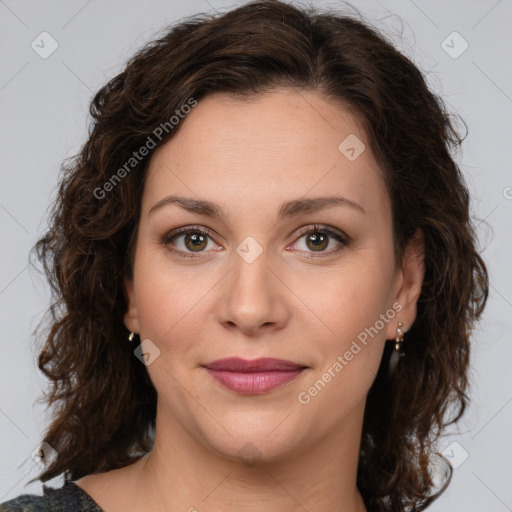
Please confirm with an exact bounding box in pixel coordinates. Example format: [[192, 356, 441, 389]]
[[203, 357, 307, 395]]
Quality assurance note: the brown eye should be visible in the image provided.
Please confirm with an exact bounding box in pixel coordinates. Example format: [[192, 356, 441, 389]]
[[183, 231, 208, 252], [162, 226, 221, 259], [305, 231, 329, 251], [290, 225, 350, 258]]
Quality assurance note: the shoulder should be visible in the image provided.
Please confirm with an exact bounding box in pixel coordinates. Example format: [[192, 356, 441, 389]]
[[0, 481, 103, 512]]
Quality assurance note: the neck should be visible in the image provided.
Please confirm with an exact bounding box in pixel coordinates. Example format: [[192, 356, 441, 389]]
[[132, 400, 368, 512]]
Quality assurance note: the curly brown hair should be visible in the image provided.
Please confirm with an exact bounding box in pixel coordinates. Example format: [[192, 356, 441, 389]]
[[31, 1, 488, 510]]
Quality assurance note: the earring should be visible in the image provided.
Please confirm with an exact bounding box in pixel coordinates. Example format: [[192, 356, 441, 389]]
[[388, 322, 405, 376], [128, 332, 135, 342]]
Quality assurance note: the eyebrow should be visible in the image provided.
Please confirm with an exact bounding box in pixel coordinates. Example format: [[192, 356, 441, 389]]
[[148, 194, 366, 220]]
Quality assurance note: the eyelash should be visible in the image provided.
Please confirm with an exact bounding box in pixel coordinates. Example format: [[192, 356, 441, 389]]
[[161, 224, 351, 260]]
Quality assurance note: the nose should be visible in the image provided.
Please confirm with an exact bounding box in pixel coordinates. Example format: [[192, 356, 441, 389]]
[[215, 248, 291, 337]]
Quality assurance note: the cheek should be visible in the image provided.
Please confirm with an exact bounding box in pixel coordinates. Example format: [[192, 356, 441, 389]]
[[295, 256, 395, 396], [131, 246, 212, 351], [296, 281, 392, 420], [295, 253, 395, 340]]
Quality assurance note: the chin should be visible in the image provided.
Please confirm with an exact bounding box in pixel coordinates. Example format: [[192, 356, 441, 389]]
[[196, 416, 309, 467]]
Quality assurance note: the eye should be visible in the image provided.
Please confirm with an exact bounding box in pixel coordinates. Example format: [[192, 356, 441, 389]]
[[162, 226, 221, 258], [162, 224, 350, 260], [288, 224, 350, 257]]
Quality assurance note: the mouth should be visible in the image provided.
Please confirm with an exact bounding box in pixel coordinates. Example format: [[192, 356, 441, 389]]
[[202, 357, 308, 395]]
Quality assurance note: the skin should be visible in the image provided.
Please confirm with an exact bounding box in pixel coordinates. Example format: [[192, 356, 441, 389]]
[[76, 87, 425, 512]]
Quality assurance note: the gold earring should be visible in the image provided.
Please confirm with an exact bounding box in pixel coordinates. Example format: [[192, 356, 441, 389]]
[[128, 332, 135, 342], [388, 322, 405, 376], [395, 322, 404, 353]]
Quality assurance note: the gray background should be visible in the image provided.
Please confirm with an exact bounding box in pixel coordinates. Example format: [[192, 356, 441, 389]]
[[1, 0, 511, 509]]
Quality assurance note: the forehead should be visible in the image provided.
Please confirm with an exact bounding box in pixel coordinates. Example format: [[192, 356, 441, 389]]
[[142, 88, 390, 222]]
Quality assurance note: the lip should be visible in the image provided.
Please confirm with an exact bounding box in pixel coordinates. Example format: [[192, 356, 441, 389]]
[[203, 357, 305, 372], [202, 358, 308, 395]]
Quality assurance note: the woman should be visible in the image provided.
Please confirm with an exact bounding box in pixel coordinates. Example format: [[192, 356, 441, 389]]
[[0, 0, 488, 510]]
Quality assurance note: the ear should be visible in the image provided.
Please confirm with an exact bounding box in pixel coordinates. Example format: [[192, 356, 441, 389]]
[[385, 228, 425, 340], [123, 276, 140, 334]]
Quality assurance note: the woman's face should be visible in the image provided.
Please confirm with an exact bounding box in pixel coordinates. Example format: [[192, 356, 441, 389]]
[[124, 88, 423, 463]]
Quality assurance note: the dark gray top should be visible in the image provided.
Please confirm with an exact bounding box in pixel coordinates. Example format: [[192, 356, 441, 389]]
[[0, 481, 104, 512]]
